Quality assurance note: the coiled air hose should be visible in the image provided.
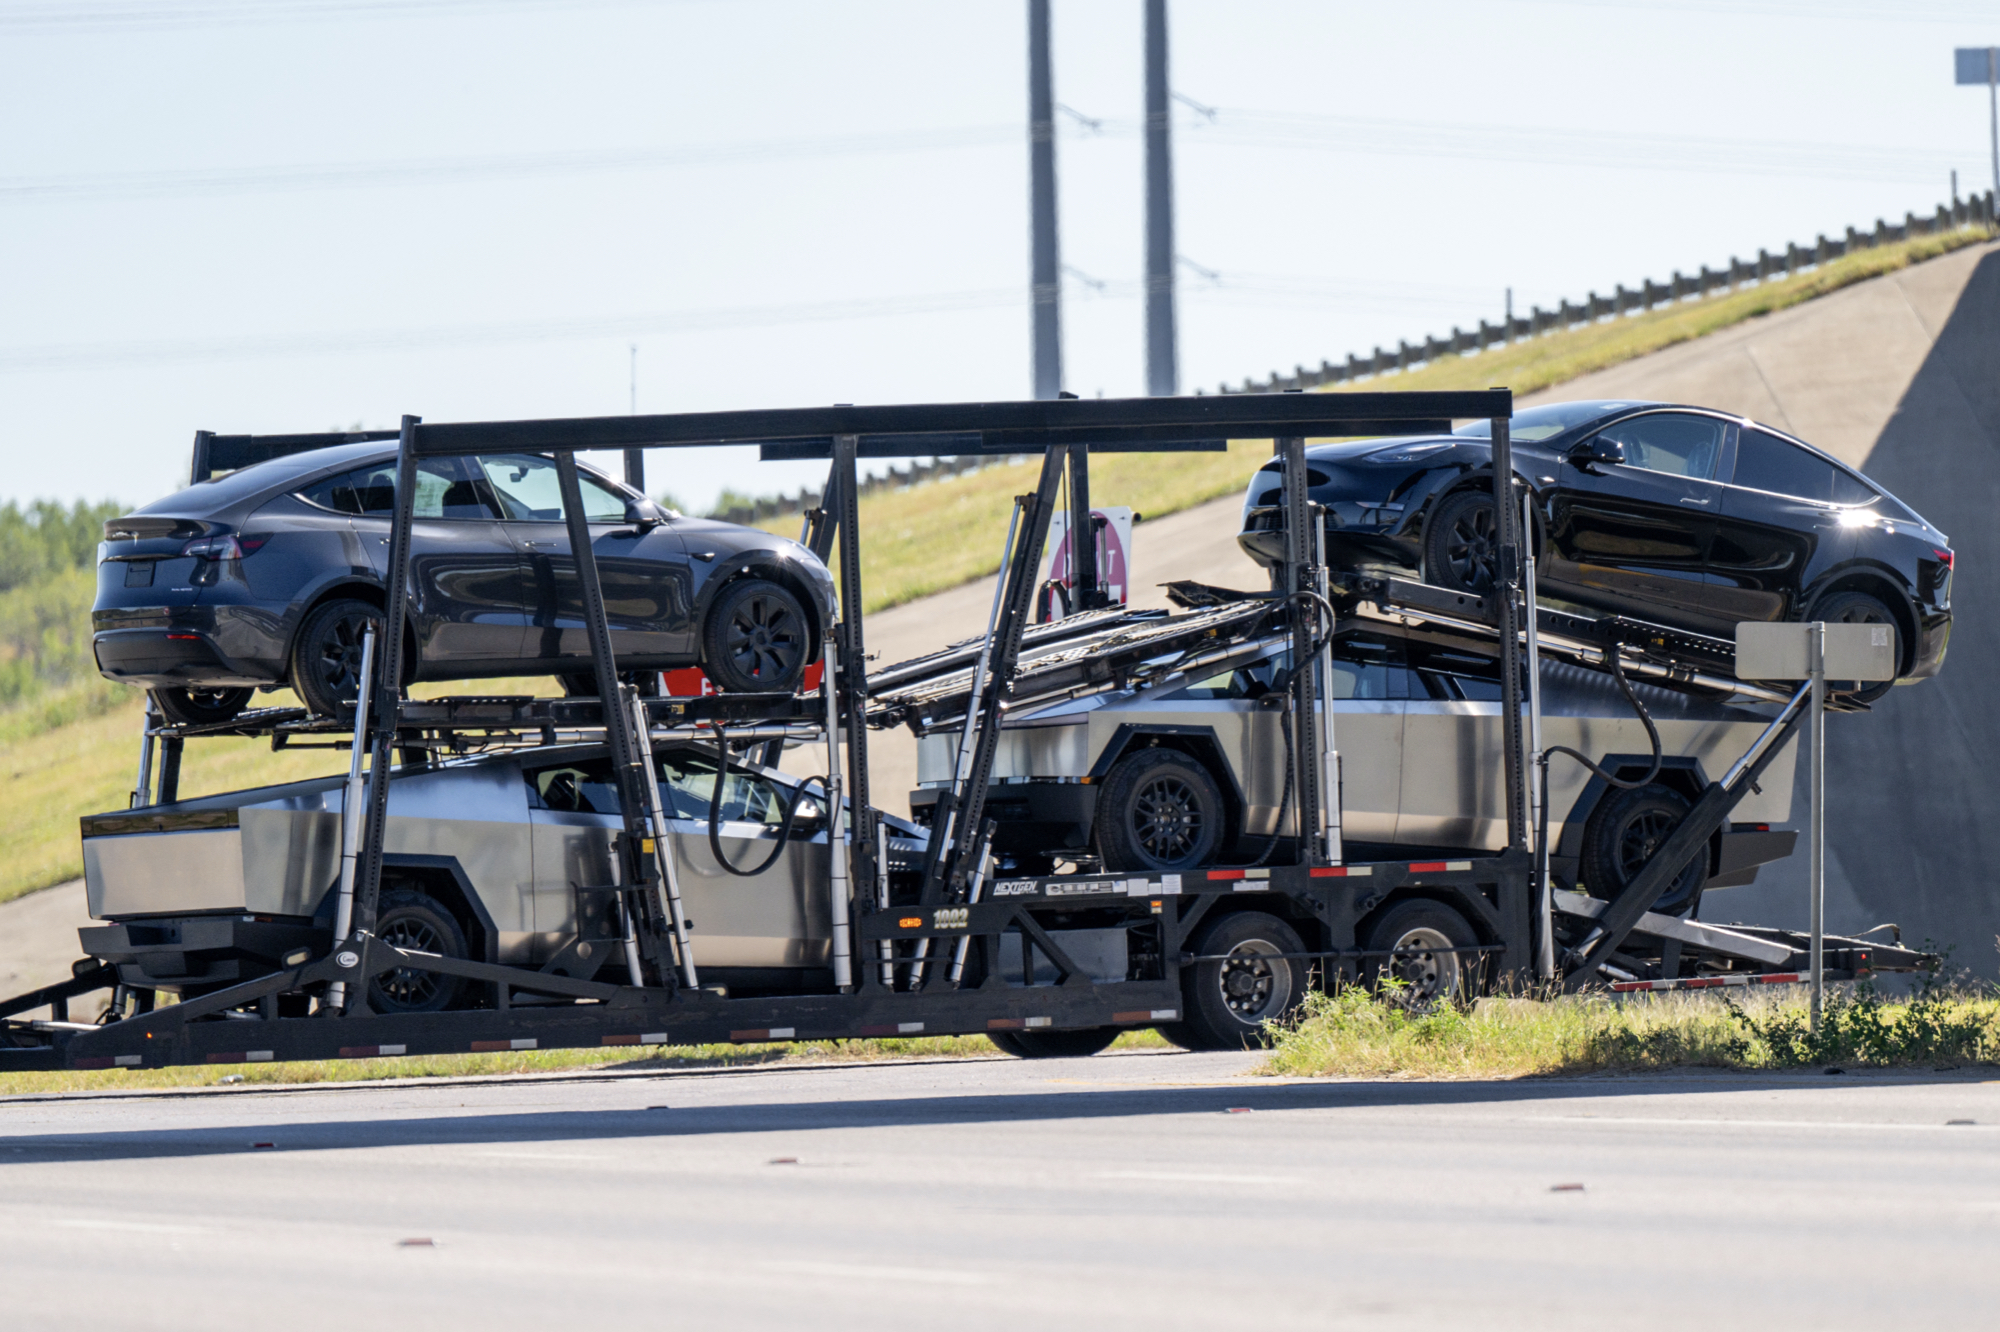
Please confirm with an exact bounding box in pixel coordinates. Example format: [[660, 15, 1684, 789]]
[[705, 723, 832, 877]]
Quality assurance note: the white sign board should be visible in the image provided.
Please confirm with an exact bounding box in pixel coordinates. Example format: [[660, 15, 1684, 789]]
[[1735, 622, 1896, 682], [1043, 507, 1135, 610]]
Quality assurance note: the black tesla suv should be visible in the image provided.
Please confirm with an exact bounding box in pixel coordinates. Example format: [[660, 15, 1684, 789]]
[[1238, 400, 1952, 701], [92, 443, 838, 724]]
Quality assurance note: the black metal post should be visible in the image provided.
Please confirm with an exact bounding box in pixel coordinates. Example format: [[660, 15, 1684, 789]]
[[623, 449, 645, 494], [350, 415, 421, 948], [831, 434, 875, 902], [1280, 435, 1323, 864], [1066, 443, 1104, 611], [556, 452, 666, 974], [189, 430, 214, 486], [156, 736, 183, 805], [1028, 0, 1063, 399], [926, 446, 1068, 904], [1490, 409, 1526, 850], [1143, 0, 1177, 397]]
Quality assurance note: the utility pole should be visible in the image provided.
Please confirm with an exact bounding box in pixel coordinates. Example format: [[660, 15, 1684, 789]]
[[624, 344, 643, 490], [1028, 0, 1063, 400], [1143, 0, 1177, 396], [1955, 46, 2000, 202]]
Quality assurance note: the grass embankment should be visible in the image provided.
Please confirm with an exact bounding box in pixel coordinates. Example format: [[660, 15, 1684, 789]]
[[0, 226, 1986, 906], [1261, 980, 1999, 1079], [0, 1029, 1171, 1097]]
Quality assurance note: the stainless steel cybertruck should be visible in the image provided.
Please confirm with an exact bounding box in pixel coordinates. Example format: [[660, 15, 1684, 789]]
[[79, 743, 925, 1011], [913, 623, 1800, 918]]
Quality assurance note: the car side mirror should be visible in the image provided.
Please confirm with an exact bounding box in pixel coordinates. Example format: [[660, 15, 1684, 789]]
[[624, 499, 663, 531], [1569, 436, 1625, 468]]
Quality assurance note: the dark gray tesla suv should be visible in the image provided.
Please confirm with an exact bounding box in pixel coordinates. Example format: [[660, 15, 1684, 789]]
[[92, 444, 837, 725]]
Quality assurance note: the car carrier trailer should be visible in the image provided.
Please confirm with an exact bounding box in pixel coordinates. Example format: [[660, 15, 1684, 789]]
[[0, 391, 1935, 1071]]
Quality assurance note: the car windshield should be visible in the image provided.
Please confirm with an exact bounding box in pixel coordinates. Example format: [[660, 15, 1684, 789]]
[[1454, 401, 1641, 443]]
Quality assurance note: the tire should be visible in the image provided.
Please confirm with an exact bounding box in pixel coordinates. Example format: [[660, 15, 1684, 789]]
[[988, 1027, 1119, 1059], [1423, 490, 1500, 594], [1163, 911, 1308, 1051], [368, 888, 469, 1015], [1364, 900, 1477, 1006], [700, 578, 809, 693], [289, 598, 384, 719], [149, 685, 253, 727], [1580, 782, 1706, 919], [1094, 749, 1225, 873], [1808, 590, 1900, 705]]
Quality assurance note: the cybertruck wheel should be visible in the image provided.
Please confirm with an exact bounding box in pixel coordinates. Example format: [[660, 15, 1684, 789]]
[[367, 888, 469, 1015], [149, 686, 253, 727], [1094, 749, 1224, 874], [1161, 911, 1307, 1051], [1581, 782, 1707, 919], [988, 1027, 1119, 1059], [1423, 490, 1499, 595], [701, 578, 808, 693], [1807, 590, 1900, 705], [290, 598, 384, 719]]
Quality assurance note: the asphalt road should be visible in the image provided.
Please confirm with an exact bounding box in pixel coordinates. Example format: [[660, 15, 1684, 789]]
[[2, 1049, 1996, 1330]]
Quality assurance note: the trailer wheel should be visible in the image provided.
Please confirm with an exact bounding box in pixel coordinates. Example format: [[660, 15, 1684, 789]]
[[701, 578, 808, 693], [150, 685, 254, 727], [988, 1027, 1119, 1059], [1094, 749, 1224, 873], [368, 888, 468, 1014], [1581, 782, 1706, 918], [1162, 911, 1307, 1050], [1365, 901, 1476, 1006]]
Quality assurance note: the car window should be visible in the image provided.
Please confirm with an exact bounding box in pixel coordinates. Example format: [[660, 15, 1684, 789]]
[[527, 759, 622, 815], [1730, 429, 1840, 502], [297, 457, 497, 520], [1590, 413, 1724, 479], [656, 751, 788, 825], [478, 454, 629, 522], [1331, 638, 1417, 701], [1455, 401, 1643, 443], [1832, 469, 1878, 507]]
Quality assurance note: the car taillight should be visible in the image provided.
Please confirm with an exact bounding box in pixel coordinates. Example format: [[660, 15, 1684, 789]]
[[1934, 547, 1953, 567], [181, 534, 255, 559]]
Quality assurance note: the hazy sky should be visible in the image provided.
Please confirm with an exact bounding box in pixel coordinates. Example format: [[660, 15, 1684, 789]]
[[3, 0, 1994, 514]]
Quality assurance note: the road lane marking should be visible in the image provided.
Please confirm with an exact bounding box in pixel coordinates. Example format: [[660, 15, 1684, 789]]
[[1094, 1170, 1288, 1185]]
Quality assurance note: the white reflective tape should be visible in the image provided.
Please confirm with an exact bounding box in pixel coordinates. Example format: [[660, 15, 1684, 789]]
[[1348, 866, 1374, 877], [1125, 878, 1150, 896], [246, 1051, 274, 1062], [1160, 874, 1182, 895], [379, 1044, 407, 1056], [114, 1055, 141, 1067], [897, 1022, 924, 1033], [1233, 883, 1263, 892], [769, 1027, 796, 1039], [1244, 868, 1270, 880], [1025, 1016, 1052, 1028], [642, 1033, 669, 1044], [1446, 860, 1472, 871], [511, 1038, 537, 1051], [1150, 1009, 1178, 1020]]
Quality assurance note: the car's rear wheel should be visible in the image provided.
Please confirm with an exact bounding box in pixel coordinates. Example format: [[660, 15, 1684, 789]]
[[1808, 590, 1900, 704], [988, 1027, 1120, 1059], [290, 598, 384, 719], [368, 888, 468, 1015], [149, 686, 254, 727], [1094, 749, 1224, 873], [1423, 490, 1500, 594], [701, 578, 809, 693], [1580, 782, 1707, 918]]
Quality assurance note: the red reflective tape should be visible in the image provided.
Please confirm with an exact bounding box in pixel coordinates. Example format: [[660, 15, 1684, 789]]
[[601, 1034, 642, 1046], [1207, 870, 1246, 881], [1309, 866, 1348, 877], [1407, 861, 1448, 873], [339, 1045, 378, 1058], [729, 1029, 769, 1041], [1112, 1011, 1156, 1023], [987, 1018, 1026, 1030], [72, 1057, 114, 1070], [469, 1040, 513, 1052], [205, 1052, 245, 1064], [855, 1025, 901, 1037]]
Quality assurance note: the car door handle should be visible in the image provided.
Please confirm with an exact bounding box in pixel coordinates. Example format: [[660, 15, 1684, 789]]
[[1678, 496, 1712, 506], [522, 539, 557, 548]]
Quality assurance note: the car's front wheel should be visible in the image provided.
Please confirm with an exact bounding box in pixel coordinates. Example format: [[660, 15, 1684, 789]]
[[367, 888, 469, 1015], [701, 578, 809, 693], [1808, 590, 1900, 704], [290, 598, 384, 719], [1580, 782, 1707, 918], [1423, 490, 1500, 594], [150, 686, 254, 728], [1094, 749, 1224, 873]]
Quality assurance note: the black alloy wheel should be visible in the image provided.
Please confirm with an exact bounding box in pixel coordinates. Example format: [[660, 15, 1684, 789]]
[[988, 1027, 1120, 1059], [1160, 911, 1308, 1051], [1809, 589, 1901, 705], [1094, 749, 1224, 873], [1579, 782, 1707, 918], [367, 888, 469, 1015], [290, 598, 385, 719], [702, 577, 808, 693], [149, 685, 254, 727], [1424, 490, 1500, 594]]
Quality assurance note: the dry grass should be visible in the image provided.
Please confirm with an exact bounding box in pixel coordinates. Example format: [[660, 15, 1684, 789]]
[[0, 1028, 1172, 1097], [1260, 980, 2000, 1079]]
